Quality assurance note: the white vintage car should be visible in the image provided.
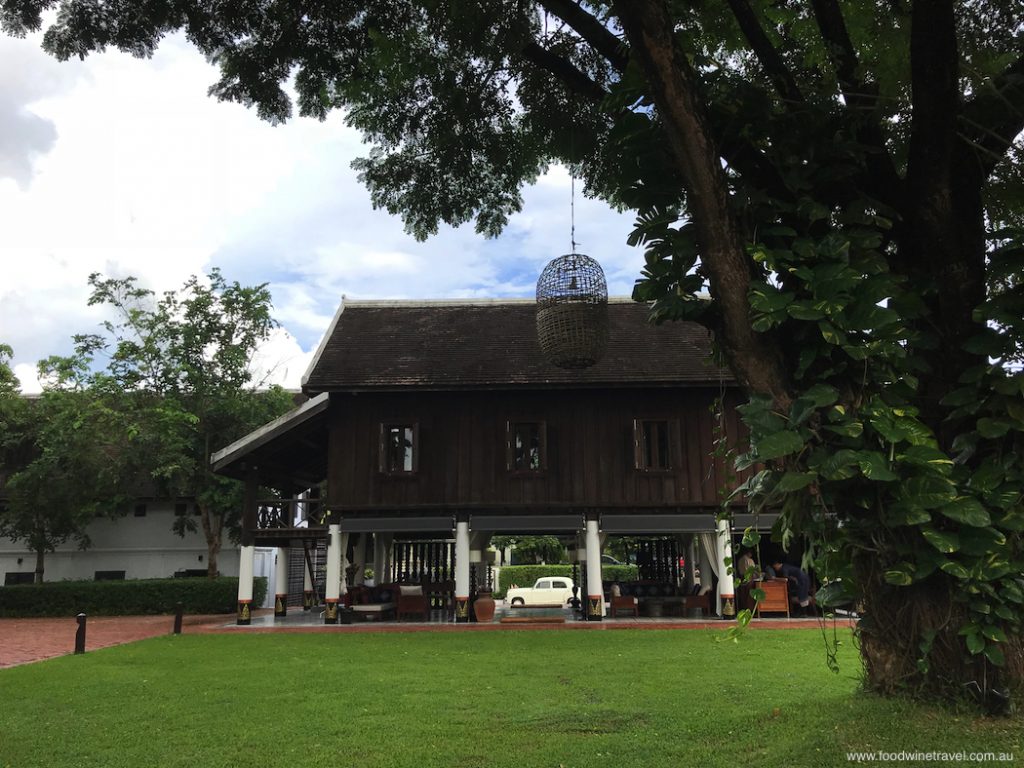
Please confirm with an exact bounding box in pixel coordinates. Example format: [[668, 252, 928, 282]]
[[505, 577, 576, 606]]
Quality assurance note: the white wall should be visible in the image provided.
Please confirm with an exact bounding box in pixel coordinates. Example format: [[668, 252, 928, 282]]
[[0, 501, 242, 582]]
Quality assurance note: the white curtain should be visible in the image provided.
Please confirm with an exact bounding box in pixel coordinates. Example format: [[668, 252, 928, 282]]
[[698, 532, 718, 579], [698, 531, 721, 615]]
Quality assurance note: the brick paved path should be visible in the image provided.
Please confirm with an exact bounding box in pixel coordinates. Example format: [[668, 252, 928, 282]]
[[0, 613, 231, 668], [0, 613, 851, 668]]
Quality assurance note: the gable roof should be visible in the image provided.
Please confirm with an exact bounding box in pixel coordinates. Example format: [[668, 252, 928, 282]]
[[210, 393, 329, 488], [301, 298, 728, 392]]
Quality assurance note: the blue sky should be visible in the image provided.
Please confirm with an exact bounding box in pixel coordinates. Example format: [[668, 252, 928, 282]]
[[0, 30, 641, 391]]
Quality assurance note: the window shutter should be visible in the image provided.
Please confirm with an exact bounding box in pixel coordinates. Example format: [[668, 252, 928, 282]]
[[411, 423, 420, 473], [378, 423, 386, 472], [632, 419, 642, 469], [505, 420, 513, 471], [539, 421, 548, 471]]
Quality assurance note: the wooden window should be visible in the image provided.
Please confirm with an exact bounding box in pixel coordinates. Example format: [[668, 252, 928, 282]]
[[634, 419, 673, 471], [506, 421, 547, 472], [379, 423, 419, 474]]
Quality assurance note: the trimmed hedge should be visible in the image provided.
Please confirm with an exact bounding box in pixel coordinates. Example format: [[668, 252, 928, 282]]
[[495, 565, 638, 598], [0, 577, 267, 618]]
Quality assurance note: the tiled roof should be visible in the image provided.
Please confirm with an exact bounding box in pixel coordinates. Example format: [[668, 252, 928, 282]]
[[301, 299, 728, 391]]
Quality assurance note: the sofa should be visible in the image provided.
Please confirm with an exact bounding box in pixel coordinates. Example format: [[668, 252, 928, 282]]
[[346, 584, 398, 620]]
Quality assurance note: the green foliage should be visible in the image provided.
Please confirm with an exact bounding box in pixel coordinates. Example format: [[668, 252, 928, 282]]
[[601, 564, 640, 584], [0, 577, 266, 617], [1, 272, 292, 579], [39, 271, 293, 573], [0, 361, 140, 576], [491, 535, 567, 564], [726, 222, 1024, 688], [0, 343, 18, 395]]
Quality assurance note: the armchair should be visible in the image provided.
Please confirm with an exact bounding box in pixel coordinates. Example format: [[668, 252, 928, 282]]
[[610, 594, 639, 617], [396, 584, 429, 620], [754, 579, 791, 617]]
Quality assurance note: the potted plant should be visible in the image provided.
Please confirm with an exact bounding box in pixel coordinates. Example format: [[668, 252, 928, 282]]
[[363, 567, 376, 587]]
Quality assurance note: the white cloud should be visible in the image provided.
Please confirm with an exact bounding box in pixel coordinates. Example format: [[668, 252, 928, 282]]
[[1, 32, 643, 395], [0, 35, 83, 187], [249, 327, 314, 391]]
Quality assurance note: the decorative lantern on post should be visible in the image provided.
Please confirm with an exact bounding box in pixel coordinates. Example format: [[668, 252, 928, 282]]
[[536, 253, 609, 369]]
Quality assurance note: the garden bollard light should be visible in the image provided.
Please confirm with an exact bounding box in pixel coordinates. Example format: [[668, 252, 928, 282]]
[[74, 613, 87, 654], [173, 602, 183, 635]]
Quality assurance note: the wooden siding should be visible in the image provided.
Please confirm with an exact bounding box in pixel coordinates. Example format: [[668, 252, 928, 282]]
[[327, 388, 748, 510]]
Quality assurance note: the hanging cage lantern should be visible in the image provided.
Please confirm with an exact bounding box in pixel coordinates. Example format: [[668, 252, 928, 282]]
[[536, 252, 609, 369]]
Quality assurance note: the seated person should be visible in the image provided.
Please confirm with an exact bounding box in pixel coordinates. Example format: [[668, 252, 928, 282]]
[[735, 549, 762, 582], [735, 548, 762, 611], [767, 559, 811, 616]]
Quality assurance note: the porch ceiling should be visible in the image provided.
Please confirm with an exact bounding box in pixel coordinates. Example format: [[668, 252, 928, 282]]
[[211, 393, 329, 490], [600, 512, 779, 534]]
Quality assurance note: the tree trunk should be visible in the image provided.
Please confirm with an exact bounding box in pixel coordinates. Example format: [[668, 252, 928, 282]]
[[206, 541, 220, 578], [854, 553, 1023, 709], [198, 502, 221, 578], [34, 547, 44, 584], [611, 0, 1018, 709], [614, 0, 792, 409]]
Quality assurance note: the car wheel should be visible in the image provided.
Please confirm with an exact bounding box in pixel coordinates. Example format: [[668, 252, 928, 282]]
[[511, 597, 525, 606]]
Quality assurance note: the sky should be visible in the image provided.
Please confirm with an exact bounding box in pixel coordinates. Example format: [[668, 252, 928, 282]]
[[0, 30, 641, 394]]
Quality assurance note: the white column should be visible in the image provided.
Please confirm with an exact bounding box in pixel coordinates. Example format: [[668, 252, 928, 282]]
[[687, 537, 698, 590], [573, 543, 586, 614], [585, 517, 604, 620], [352, 533, 367, 586], [373, 533, 387, 584], [274, 547, 288, 617], [455, 518, 470, 622], [716, 518, 736, 618], [324, 523, 342, 623], [237, 544, 255, 625], [380, 533, 394, 583], [302, 554, 314, 611], [339, 532, 351, 596]]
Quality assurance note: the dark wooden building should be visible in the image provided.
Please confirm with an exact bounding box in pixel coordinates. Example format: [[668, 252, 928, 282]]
[[213, 299, 761, 623]]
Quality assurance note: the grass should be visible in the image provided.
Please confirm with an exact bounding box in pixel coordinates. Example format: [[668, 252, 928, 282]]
[[0, 629, 1020, 767]]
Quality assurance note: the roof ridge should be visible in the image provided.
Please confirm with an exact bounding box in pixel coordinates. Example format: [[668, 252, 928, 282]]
[[341, 297, 640, 308]]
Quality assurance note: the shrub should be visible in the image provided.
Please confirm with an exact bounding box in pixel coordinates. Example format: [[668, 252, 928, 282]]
[[603, 565, 640, 584], [494, 565, 639, 598], [0, 577, 267, 617]]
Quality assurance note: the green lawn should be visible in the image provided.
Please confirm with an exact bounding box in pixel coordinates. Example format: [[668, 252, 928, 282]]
[[0, 629, 1019, 767]]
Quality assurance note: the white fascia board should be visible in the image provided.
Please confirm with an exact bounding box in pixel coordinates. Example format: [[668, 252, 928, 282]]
[[300, 297, 346, 390]]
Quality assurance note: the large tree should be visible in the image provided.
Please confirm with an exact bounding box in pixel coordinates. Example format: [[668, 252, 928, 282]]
[[0, 345, 137, 581], [62, 270, 295, 576], [5, 1, 1024, 706]]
